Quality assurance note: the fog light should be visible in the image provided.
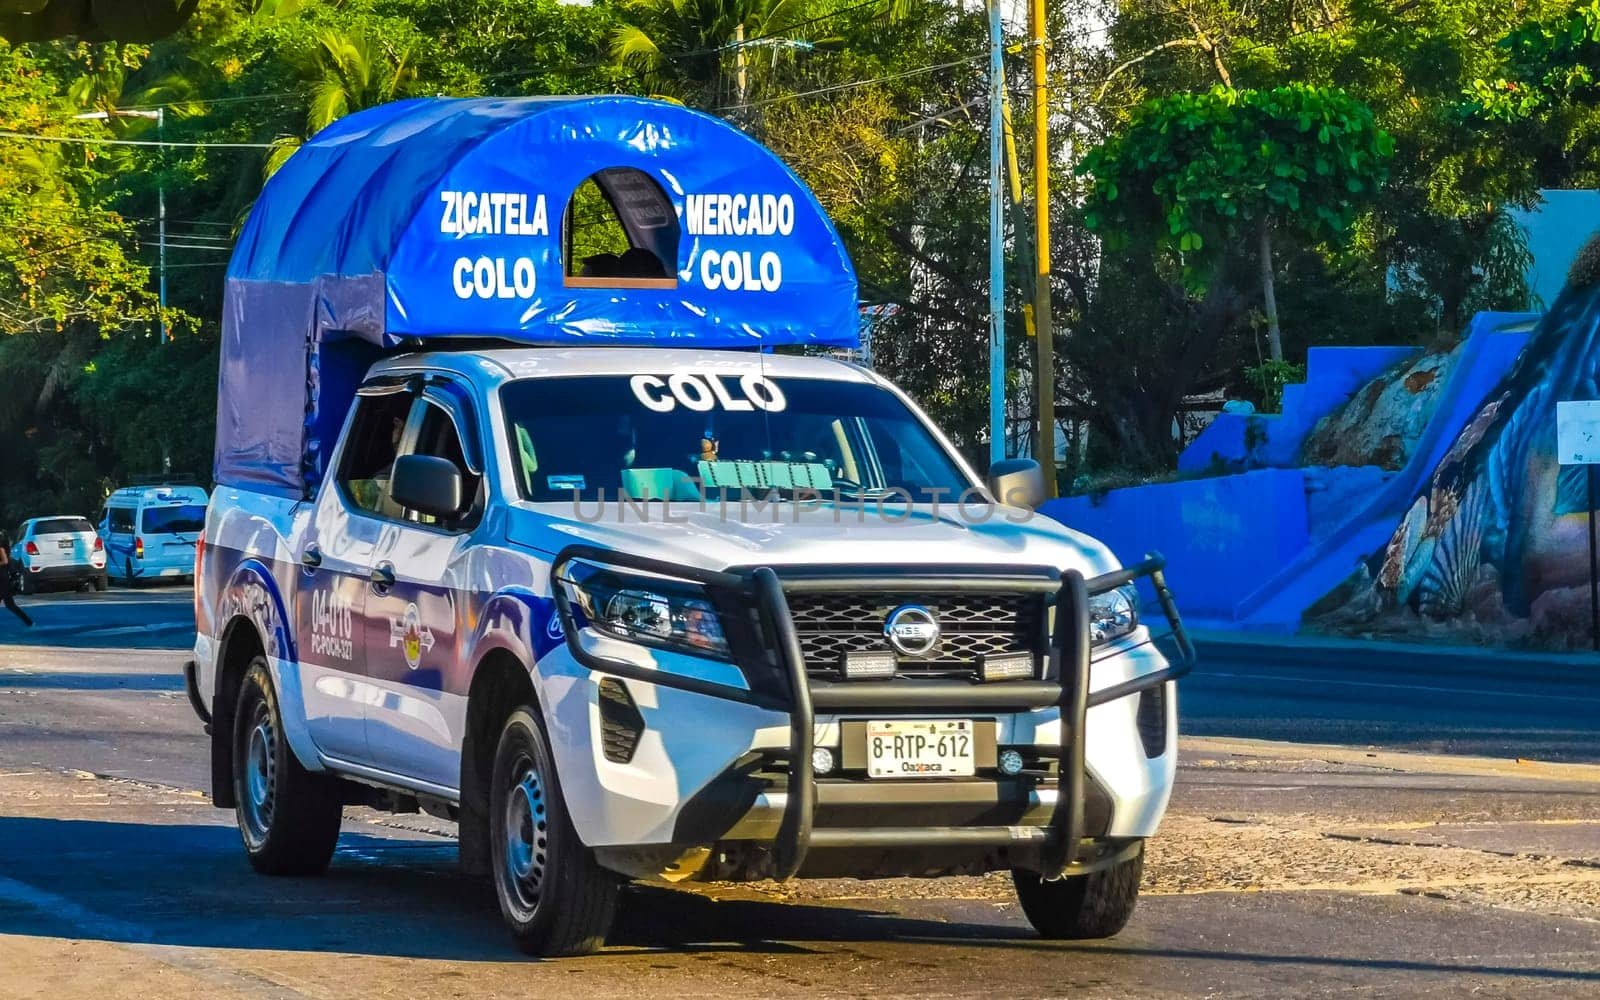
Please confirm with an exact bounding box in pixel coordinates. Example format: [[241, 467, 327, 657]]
[[980, 652, 1034, 682], [811, 746, 836, 776], [841, 650, 896, 680], [998, 749, 1025, 776]]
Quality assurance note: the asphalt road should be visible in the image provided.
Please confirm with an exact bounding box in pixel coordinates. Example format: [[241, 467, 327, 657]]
[[1179, 634, 1600, 762], [2, 589, 1600, 997], [6, 586, 1596, 763]]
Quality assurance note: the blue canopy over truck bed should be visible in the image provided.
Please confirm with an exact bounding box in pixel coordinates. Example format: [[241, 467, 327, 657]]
[[217, 95, 860, 498]]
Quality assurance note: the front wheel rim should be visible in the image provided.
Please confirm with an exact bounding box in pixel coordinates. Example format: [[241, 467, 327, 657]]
[[500, 751, 549, 917]]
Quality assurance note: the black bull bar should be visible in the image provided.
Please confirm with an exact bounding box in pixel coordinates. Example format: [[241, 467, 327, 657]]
[[551, 545, 1195, 879]]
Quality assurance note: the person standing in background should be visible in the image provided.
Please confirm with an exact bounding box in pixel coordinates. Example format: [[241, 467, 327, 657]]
[[0, 532, 33, 627]]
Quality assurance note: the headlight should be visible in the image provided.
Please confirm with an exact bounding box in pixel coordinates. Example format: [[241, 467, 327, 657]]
[[558, 565, 730, 660], [1088, 584, 1139, 645]]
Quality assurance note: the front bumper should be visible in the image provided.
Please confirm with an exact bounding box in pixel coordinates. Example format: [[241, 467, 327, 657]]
[[552, 547, 1194, 879]]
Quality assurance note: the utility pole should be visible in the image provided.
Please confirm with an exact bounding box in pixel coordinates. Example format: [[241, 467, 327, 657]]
[[75, 106, 166, 344], [734, 23, 747, 107], [156, 105, 167, 346], [986, 0, 1006, 467], [1029, 0, 1056, 494]]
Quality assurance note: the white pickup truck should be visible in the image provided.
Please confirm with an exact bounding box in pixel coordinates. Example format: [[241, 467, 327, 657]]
[[188, 95, 1191, 956]]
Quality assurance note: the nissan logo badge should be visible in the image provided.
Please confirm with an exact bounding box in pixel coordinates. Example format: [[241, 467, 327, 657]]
[[884, 604, 940, 657]]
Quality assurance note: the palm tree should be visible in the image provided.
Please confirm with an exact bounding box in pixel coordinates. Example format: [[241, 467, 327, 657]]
[[266, 27, 414, 177], [611, 0, 811, 105]]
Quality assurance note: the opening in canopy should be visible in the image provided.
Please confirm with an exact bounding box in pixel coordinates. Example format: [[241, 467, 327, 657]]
[[563, 167, 679, 288]]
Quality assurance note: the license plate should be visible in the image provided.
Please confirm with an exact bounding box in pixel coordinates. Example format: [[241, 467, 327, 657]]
[[866, 719, 975, 778], [57, 539, 72, 549]]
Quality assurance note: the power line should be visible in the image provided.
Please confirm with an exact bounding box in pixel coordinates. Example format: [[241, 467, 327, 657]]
[[118, 91, 298, 111], [718, 55, 985, 112], [0, 130, 277, 149], [140, 241, 233, 252], [480, 0, 886, 84]]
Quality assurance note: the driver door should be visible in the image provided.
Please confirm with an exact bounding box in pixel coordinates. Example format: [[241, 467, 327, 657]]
[[362, 386, 485, 790]]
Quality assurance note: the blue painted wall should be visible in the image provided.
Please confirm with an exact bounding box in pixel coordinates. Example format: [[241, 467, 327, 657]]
[[1509, 189, 1600, 310], [1044, 314, 1538, 631], [1179, 345, 1421, 473], [1041, 468, 1312, 620]]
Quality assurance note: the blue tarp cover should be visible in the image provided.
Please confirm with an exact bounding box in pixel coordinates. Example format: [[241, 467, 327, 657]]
[[216, 96, 861, 496]]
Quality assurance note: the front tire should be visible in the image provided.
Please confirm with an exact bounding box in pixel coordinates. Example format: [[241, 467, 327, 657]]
[[232, 659, 343, 875], [1012, 842, 1144, 939], [489, 706, 617, 956]]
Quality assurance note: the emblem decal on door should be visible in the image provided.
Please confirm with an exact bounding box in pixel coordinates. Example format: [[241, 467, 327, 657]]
[[388, 602, 436, 670]]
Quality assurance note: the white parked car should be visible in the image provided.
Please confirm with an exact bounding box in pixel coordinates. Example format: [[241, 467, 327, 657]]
[[10, 516, 107, 593]]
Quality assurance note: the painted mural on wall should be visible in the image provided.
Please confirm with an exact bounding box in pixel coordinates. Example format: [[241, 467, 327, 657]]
[[1317, 260, 1600, 648]]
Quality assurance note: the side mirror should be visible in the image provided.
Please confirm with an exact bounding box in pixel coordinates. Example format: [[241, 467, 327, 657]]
[[988, 457, 1045, 510], [391, 454, 464, 520]]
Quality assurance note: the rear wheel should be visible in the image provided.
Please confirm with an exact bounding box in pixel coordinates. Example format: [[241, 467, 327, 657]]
[[489, 706, 617, 956], [232, 659, 343, 875], [92, 575, 107, 592], [17, 573, 32, 596], [1012, 842, 1144, 940]]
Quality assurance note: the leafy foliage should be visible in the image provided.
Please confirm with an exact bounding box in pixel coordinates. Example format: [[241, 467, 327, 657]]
[[1466, 0, 1600, 192], [0, 1, 198, 43], [1079, 85, 1393, 282]]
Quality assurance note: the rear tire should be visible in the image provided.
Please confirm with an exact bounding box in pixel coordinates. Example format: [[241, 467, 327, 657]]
[[489, 706, 617, 956], [17, 574, 32, 596], [92, 575, 107, 592], [1012, 842, 1144, 940], [232, 658, 343, 875]]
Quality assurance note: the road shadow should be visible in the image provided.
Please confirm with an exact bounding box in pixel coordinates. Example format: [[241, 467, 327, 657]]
[[0, 672, 184, 691], [0, 815, 1018, 962], [0, 814, 1597, 982]]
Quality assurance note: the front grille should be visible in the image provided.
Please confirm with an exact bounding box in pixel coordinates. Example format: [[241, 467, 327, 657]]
[[787, 591, 1044, 679]]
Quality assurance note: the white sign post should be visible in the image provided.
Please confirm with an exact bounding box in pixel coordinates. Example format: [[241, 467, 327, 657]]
[[1556, 400, 1600, 651]]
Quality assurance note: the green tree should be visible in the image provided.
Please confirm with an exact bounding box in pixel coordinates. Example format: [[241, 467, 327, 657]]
[[265, 26, 416, 175], [1467, 0, 1600, 192], [1079, 84, 1393, 361], [611, 0, 811, 103], [0, 0, 198, 42]]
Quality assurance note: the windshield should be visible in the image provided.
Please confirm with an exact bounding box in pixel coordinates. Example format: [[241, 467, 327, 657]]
[[500, 373, 972, 503], [141, 505, 206, 534]]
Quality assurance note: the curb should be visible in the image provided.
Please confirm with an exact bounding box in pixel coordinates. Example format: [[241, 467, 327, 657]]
[[1182, 629, 1600, 684]]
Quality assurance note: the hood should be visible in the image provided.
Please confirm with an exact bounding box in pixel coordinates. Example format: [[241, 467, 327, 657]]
[[504, 500, 1117, 579]]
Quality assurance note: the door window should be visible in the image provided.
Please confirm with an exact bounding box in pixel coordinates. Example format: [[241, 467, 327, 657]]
[[108, 508, 136, 535], [337, 392, 414, 517], [401, 399, 482, 529]]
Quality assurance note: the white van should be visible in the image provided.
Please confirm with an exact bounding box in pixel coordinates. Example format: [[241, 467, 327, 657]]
[[101, 485, 209, 585]]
